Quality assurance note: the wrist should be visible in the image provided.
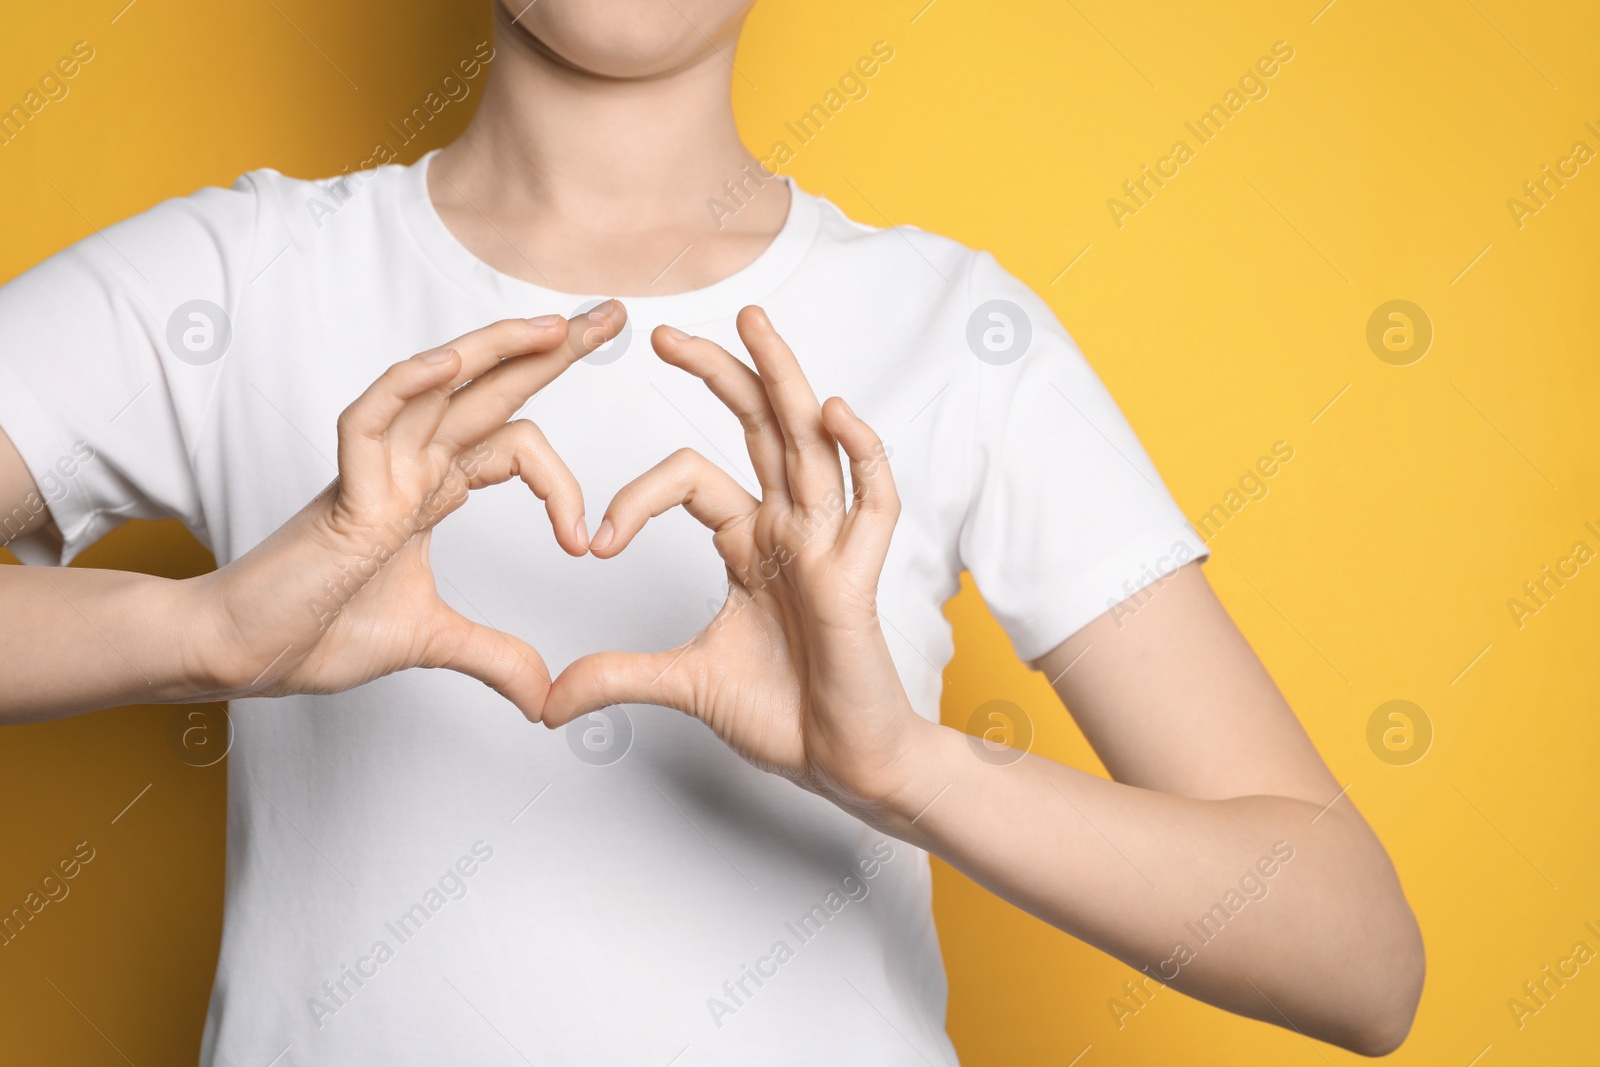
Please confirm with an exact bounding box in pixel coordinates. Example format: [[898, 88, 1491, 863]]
[[836, 716, 965, 838], [196, 490, 373, 698], [173, 569, 260, 697]]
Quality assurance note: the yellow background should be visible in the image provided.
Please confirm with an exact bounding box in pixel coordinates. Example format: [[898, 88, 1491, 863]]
[[3, 1, 1597, 1063]]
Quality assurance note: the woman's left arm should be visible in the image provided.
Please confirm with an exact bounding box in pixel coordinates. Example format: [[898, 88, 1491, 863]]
[[541, 306, 1423, 1057], [887, 564, 1425, 1057]]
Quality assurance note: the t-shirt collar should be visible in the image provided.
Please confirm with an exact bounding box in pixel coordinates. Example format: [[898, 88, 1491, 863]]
[[398, 148, 819, 327]]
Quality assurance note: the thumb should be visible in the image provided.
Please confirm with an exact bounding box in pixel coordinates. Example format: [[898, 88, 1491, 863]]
[[543, 648, 696, 728], [425, 610, 553, 721]]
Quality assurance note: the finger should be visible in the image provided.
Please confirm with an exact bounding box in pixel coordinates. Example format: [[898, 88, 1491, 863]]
[[736, 305, 845, 509], [589, 448, 758, 571], [822, 396, 901, 572], [652, 325, 788, 499], [542, 649, 693, 728], [425, 609, 553, 722], [433, 312, 591, 391], [336, 349, 461, 486], [388, 314, 567, 452], [460, 420, 589, 556], [432, 301, 626, 450]]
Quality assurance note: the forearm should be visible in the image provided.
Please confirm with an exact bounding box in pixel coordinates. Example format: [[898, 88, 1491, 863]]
[[0, 565, 228, 721], [872, 720, 1423, 1055]]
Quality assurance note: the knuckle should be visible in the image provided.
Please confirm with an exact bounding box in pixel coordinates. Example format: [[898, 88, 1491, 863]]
[[594, 661, 625, 694], [515, 426, 561, 467], [668, 446, 703, 468], [491, 316, 533, 338], [334, 405, 360, 437], [485, 318, 538, 354], [667, 449, 710, 484]]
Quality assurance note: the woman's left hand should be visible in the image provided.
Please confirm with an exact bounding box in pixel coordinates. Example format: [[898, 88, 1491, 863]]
[[540, 306, 931, 813]]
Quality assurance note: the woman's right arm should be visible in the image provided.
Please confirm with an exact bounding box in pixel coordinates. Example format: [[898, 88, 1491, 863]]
[[0, 303, 625, 724], [1, 441, 230, 715]]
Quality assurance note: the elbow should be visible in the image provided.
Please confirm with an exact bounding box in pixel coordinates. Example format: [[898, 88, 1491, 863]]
[[1350, 1005, 1420, 1057], [1343, 912, 1426, 1057]]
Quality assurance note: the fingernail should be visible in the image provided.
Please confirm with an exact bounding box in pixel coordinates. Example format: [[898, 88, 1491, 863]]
[[590, 519, 614, 553], [422, 347, 456, 364], [573, 515, 588, 546], [527, 313, 563, 327], [587, 299, 618, 322], [661, 325, 690, 342]]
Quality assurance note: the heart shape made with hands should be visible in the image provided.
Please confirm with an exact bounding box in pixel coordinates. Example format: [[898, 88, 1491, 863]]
[[228, 298, 916, 806]]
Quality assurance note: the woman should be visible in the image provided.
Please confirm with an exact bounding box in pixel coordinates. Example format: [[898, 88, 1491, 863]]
[[0, 2, 1423, 1063]]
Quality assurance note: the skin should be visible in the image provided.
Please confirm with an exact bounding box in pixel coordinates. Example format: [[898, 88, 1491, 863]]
[[0, 0, 1424, 1056], [427, 0, 790, 295], [0, 307, 624, 716]]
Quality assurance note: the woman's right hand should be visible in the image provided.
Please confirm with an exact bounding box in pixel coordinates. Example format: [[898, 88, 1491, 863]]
[[194, 302, 625, 720]]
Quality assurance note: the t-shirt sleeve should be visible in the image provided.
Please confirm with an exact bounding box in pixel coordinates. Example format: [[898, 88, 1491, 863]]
[[957, 251, 1207, 662], [0, 174, 261, 565]]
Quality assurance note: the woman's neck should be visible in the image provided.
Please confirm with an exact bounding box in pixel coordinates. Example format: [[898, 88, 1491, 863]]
[[430, 5, 791, 297]]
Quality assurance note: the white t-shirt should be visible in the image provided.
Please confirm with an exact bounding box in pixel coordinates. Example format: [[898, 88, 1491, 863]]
[[0, 152, 1205, 1066]]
